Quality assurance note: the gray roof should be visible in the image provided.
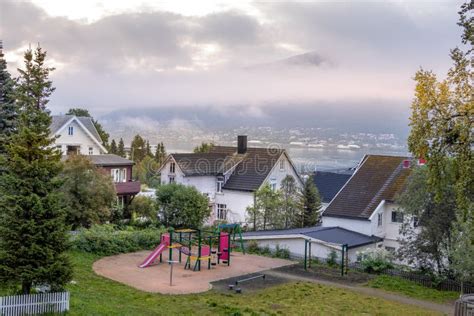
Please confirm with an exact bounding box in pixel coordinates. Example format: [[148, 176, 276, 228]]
[[313, 171, 352, 203], [167, 145, 294, 192], [243, 226, 382, 249], [87, 154, 134, 166], [210, 146, 286, 192], [50, 115, 102, 145], [171, 153, 242, 176]]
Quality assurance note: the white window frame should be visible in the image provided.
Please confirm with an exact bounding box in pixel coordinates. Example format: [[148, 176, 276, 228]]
[[68, 126, 74, 136], [377, 213, 383, 227], [111, 168, 126, 183], [88, 147, 93, 155], [391, 211, 404, 223], [170, 162, 176, 173], [270, 178, 277, 191], [279, 159, 285, 170], [217, 204, 227, 220], [216, 176, 224, 193], [169, 176, 175, 184]]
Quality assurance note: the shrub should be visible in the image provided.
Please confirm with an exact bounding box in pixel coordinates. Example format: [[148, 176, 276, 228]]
[[246, 240, 260, 254], [71, 224, 165, 256], [274, 244, 291, 259], [357, 248, 394, 273], [326, 250, 338, 267]]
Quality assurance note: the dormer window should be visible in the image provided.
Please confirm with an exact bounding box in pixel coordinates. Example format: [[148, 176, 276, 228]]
[[170, 162, 176, 174], [68, 126, 74, 135]]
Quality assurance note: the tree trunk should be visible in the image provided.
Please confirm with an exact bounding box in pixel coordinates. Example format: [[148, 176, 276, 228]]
[[22, 281, 31, 294]]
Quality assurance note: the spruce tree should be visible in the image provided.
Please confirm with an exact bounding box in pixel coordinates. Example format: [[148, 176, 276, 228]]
[[145, 140, 153, 157], [109, 139, 118, 154], [117, 138, 125, 157], [0, 46, 72, 294], [154, 142, 167, 165], [0, 41, 17, 156], [300, 175, 322, 227]]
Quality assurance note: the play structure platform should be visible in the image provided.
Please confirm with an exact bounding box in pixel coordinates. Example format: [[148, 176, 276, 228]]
[[139, 225, 245, 271]]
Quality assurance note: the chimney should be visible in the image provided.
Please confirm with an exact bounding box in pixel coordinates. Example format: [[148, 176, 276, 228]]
[[237, 135, 247, 154], [402, 159, 411, 168]]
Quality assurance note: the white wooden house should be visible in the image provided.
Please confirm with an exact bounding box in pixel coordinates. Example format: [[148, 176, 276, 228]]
[[158, 136, 303, 225], [322, 154, 418, 251]]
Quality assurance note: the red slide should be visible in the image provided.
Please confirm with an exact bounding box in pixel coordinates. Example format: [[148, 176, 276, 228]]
[[139, 243, 167, 268]]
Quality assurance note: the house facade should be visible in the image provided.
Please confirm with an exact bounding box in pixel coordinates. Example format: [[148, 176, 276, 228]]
[[51, 115, 107, 156], [50, 115, 140, 206], [321, 154, 417, 251], [158, 136, 303, 225]]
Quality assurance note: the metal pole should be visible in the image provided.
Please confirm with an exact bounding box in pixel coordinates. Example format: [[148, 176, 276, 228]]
[[198, 229, 202, 271], [169, 228, 174, 263], [340, 245, 344, 276], [227, 231, 231, 266], [179, 232, 182, 263], [168, 260, 178, 286], [304, 239, 308, 270], [308, 241, 312, 268]]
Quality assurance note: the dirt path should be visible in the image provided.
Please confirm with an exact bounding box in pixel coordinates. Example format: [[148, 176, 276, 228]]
[[266, 270, 454, 315]]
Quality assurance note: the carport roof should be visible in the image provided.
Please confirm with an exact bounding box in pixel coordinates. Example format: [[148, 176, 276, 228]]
[[242, 226, 382, 249]]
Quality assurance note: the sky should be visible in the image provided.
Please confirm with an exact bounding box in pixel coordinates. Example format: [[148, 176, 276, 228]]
[[0, 0, 466, 122]]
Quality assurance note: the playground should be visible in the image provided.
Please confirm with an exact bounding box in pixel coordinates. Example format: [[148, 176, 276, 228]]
[[93, 225, 294, 294]]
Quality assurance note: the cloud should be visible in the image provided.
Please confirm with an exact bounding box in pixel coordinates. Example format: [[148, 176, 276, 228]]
[[0, 0, 464, 122]]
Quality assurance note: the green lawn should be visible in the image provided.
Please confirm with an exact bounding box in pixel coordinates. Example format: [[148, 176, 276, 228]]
[[367, 275, 459, 304], [65, 252, 438, 315]]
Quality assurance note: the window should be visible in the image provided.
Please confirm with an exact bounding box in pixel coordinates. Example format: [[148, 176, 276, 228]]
[[279, 159, 285, 170], [216, 176, 224, 193], [385, 246, 396, 253], [111, 168, 126, 183], [391, 211, 404, 223], [413, 216, 419, 228], [217, 204, 227, 220], [88, 147, 93, 155], [170, 162, 176, 173], [68, 126, 74, 135], [169, 176, 175, 184], [270, 178, 277, 191], [377, 213, 383, 227]]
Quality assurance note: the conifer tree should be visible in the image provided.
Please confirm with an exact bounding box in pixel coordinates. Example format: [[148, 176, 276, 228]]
[[0, 41, 17, 156], [117, 138, 125, 157], [109, 139, 118, 154], [0, 46, 72, 294], [154, 142, 167, 165], [145, 140, 153, 157], [300, 175, 322, 227]]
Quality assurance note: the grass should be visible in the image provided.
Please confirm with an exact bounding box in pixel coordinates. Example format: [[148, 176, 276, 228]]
[[64, 251, 438, 315], [367, 275, 459, 304]]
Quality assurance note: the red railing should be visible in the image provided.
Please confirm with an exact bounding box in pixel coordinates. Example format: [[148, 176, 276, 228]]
[[115, 181, 141, 195]]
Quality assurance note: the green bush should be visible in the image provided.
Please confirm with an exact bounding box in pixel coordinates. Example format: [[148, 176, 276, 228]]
[[246, 240, 260, 254], [71, 225, 165, 256], [357, 248, 394, 273], [274, 244, 290, 259], [326, 250, 339, 267]]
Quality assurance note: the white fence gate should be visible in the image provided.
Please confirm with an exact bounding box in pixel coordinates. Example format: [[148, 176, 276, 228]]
[[0, 292, 69, 315]]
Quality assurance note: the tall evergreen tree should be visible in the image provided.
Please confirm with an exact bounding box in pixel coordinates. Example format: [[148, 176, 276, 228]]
[[154, 142, 167, 165], [130, 134, 146, 162], [0, 46, 72, 294], [145, 140, 153, 157], [117, 138, 125, 157], [66, 107, 110, 148], [109, 139, 118, 154], [300, 175, 322, 227], [0, 41, 17, 156]]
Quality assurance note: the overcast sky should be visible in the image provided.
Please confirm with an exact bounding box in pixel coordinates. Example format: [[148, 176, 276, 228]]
[[0, 0, 465, 118]]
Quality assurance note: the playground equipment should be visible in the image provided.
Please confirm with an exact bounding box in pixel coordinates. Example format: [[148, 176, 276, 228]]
[[139, 224, 245, 272], [229, 274, 266, 294], [303, 239, 349, 276]]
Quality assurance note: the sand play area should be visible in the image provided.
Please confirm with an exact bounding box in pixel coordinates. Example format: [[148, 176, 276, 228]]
[[93, 250, 294, 294]]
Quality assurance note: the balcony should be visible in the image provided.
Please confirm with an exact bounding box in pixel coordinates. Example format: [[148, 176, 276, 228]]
[[115, 181, 141, 195]]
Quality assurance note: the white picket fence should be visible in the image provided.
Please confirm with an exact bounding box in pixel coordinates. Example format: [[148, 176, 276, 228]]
[[0, 292, 69, 315]]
